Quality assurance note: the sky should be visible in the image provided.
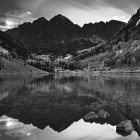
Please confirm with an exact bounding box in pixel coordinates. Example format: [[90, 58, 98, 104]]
[[0, 0, 140, 30]]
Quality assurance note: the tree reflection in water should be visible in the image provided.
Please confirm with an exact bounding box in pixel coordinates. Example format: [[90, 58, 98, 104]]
[[0, 73, 140, 138]]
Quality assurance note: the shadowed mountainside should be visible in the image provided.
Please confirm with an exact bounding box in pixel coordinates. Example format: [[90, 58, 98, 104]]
[[6, 15, 124, 55], [80, 8, 140, 70], [0, 30, 30, 59], [0, 30, 47, 73]]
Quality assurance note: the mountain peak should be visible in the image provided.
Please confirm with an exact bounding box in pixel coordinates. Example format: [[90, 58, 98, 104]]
[[55, 14, 67, 19], [108, 20, 123, 23], [6, 13, 123, 55], [136, 7, 140, 15], [128, 8, 140, 25], [33, 17, 48, 23], [50, 14, 72, 24]]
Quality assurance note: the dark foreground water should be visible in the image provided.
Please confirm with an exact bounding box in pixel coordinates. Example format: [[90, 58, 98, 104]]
[[0, 72, 140, 140]]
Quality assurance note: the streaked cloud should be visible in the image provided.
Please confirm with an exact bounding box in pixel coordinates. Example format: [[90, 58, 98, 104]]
[[0, 0, 140, 28], [16, 0, 140, 25], [0, 115, 35, 138], [0, 10, 34, 31], [113, 16, 129, 23]]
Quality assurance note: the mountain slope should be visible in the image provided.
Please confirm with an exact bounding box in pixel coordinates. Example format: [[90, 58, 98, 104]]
[[103, 8, 140, 68], [6, 15, 124, 55], [0, 30, 30, 59], [82, 20, 124, 40], [80, 8, 140, 70], [0, 56, 46, 74], [0, 30, 46, 73], [6, 15, 81, 55]]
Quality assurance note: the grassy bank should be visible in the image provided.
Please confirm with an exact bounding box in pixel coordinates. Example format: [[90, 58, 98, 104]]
[[0, 56, 48, 75]]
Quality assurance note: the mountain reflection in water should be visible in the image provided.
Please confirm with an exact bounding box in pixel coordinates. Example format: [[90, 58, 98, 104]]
[[0, 116, 139, 140], [0, 73, 140, 139]]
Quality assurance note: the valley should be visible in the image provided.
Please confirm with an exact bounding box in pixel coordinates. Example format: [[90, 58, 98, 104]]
[[0, 8, 140, 74]]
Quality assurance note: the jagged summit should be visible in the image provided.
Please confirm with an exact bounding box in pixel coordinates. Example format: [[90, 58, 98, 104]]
[[33, 15, 69, 23], [128, 8, 140, 24], [82, 20, 124, 40], [6, 14, 123, 55], [108, 7, 140, 44], [50, 14, 73, 25], [99, 7, 140, 68], [51, 14, 68, 20], [33, 17, 48, 23]]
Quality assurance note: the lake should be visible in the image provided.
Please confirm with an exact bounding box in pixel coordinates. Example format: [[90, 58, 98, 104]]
[[0, 72, 140, 140]]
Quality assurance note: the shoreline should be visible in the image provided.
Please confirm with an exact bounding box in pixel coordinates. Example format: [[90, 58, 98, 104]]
[[93, 69, 140, 74], [0, 71, 49, 76], [1, 69, 140, 76]]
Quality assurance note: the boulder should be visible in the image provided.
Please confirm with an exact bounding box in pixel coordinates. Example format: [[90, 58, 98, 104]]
[[133, 119, 140, 126], [84, 112, 98, 120], [116, 120, 134, 136], [133, 119, 140, 136], [98, 109, 110, 119]]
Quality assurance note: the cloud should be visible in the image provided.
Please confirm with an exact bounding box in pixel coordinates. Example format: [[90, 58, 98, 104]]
[[0, 0, 140, 27], [0, 115, 35, 138], [0, 0, 19, 13], [113, 16, 129, 23], [0, 0, 140, 16], [0, 21, 6, 26], [103, 0, 140, 14], [15, 0, 140, 25], [4, 10, 34, 22], [0, 10, 35, 31], [17, 0, 140, 15]]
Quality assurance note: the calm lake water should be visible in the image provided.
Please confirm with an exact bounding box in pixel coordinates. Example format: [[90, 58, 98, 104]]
[[0, 72, 140, 140]]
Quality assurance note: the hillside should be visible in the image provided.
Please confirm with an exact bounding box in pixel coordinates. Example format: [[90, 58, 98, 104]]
[[0, 56, 46, 74], [0, 30, 47, 74], [80, 8, 140, 70], [103, 8, 140, 68], [82, 20, 124, 40], [6, 15, 124, 56], [0, 30, 31, 60]]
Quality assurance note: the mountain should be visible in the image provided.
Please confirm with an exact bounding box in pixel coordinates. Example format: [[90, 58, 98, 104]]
[[6, 15, 81, 55], [6, 14, 124, 56], [80, 8, 140, 70], [103, 8, 140, 68], [0, 30, 30, 59], [82, 20, 124, 40], [0, 30, 46, 73]]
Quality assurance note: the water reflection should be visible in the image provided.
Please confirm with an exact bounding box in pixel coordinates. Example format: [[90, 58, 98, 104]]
[[0, 116, 139, 140], [0, 73, 140, 139], [0, 115, 35, 140]]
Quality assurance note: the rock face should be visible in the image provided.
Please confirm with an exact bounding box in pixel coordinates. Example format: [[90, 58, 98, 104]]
[[6, 15, 123, 55], [83, 109, 110, 120]]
